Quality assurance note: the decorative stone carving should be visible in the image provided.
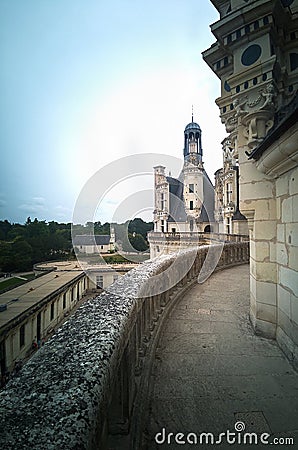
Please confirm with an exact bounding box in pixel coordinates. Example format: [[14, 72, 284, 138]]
[[223, 84, 277, 150], [242, 110, 275, 149], [223, 137, 238, 166], [260, 83, 276, 111], [189, 153, 198, 165], [247, 93, 263, 108], [225, 114, 238, 133], [233, 97, 248, 119]]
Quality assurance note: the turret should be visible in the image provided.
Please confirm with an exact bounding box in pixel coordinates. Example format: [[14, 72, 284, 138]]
[[183, 114, 204, 218], [183, 112, 203, 164]]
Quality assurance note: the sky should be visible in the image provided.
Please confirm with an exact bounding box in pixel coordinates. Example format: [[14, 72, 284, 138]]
[[0, 0, 226, 224]]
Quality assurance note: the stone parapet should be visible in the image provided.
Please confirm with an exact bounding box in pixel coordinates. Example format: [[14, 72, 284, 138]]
[[148, 231, 249, 258], [0, 243, 249, 450]]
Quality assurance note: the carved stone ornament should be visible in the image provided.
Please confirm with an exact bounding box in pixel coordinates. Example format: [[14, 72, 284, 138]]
[[223, 83, 277, 149], [189, 154, 198, 165], [224, 113, 238, 133], [223, 138, 238, 166], [242, 110, 274, 149], [260, 83, 276, 111], [233, 97, 248, 119]]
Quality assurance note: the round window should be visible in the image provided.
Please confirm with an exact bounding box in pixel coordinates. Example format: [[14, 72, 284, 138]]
[[281, 0, 294, 6], [241, 44, 262, 66], [224, 81, 231, 92]]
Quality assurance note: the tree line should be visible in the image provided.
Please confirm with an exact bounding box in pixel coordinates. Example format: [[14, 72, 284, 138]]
[[0, 217, 153, 273]]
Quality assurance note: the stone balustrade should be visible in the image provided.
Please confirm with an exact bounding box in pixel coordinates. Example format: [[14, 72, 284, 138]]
[[0, 242, 249, 450], [148, 231, 249, 242]]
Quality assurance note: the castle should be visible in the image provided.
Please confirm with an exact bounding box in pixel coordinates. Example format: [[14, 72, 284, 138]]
[[153, 115, 215, 236], [149, 114, 249, 257]]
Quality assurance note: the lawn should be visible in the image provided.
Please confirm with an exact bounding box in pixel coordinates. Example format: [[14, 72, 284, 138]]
[[78, 252, 150, 265], [0, 273, 36, 293]]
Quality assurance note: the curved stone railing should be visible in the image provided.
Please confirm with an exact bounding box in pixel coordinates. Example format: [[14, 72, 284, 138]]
[[148, 231, 249, 242], [0, 242, 249, 450]]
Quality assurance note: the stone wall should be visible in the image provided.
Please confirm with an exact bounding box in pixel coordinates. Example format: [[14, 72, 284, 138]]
[[203, 0, 298, 368], [0, 243, 249, 450], [243, 123, 298, 367], [275, 163, 298, 365]]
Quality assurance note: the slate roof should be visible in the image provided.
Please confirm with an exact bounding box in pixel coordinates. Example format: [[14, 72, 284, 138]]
[[166, 176, 187, 223], [73, 235, 111, 246], [166, 171, 215, 223], [198, 169, 215, 223], [185, 121, 201, 131]]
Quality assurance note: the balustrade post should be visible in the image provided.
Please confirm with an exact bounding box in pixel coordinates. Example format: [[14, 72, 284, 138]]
[[139, 302, 148, 352], [135, 314, 143, 376], [224, 246, 228, 265], [151, 295, 159, 327], [160, 290, 169, 307], [148, 297, 156, 332], [108, 348, 130, 436], [155, 293, 162, 316]]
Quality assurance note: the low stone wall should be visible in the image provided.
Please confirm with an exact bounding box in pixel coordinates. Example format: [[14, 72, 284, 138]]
[[0, 242, 249, 450]]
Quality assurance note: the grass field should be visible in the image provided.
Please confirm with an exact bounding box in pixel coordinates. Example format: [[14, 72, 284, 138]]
[[0, 273, 36, 293], [77, 252, 150, 265], [103, 254, 150, 264]]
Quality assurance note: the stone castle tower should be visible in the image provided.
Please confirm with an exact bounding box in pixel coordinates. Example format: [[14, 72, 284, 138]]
[[149, 116, 215, 257], [183, 116, 204, 220]]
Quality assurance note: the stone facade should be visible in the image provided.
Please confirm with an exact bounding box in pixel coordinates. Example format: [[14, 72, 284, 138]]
[[0, 260, 137, 383], [214, 137, 248, 234], [0, 269, 88, 381], [150, 118, 216, 257], [73, 231, 115, 254], [153, 118, 215, 235], [203, 0, 298, 365]]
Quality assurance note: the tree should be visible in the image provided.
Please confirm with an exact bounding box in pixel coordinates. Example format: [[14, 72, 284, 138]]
[[26, 219, 49, 238], [0, 217, 152, 271], [0, 220, 12, 240], [128, 233, 148, 252], [128, 218, 153, 240], [12, 237, 33, 271], [6, 224, 26, 240], [0, 241, 14, 271]]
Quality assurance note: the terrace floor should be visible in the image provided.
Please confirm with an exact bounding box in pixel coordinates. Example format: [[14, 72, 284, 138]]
[[143, 265, 298, 449]]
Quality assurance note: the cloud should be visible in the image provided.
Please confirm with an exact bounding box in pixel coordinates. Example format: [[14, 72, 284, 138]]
[[18, 204, 43, 214], [0, 199, 7, 207], [53, 205, 72, 220], [54, 205, 72, 212], [18, 197, 47, 215], [32, 197, 46, 206]]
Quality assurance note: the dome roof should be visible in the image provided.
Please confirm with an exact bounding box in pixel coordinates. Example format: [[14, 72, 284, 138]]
[[184, 121, 201, 131]]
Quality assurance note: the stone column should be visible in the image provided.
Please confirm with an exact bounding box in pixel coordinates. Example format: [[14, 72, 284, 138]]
[[233, 93, 278, 339]]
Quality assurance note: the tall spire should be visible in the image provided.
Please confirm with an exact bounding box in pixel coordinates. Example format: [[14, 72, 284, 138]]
[[192, 105, 194, 123]]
